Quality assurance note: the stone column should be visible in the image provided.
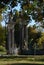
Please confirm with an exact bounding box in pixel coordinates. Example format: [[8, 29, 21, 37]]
[[12, 26, 15, 54], [8, 29, 12, 54], [22, 26, 24, 49], [25, 27, 28, 50], [7, 24, 15, 54], [19, 22, 23, 54]]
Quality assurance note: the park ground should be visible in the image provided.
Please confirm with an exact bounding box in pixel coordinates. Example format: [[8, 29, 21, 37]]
[[0, 55, 44, 65]]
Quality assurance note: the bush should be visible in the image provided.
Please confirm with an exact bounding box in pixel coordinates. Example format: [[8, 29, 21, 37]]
[[0, 46, 6, 51]]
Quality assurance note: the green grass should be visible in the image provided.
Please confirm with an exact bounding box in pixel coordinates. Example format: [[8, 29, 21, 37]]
[[0, 51, 6, 55], [0, 55, 44, 65]]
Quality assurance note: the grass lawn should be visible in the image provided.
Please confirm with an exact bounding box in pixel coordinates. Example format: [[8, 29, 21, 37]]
[[0, 55, 44, 65], [0, 51, 6, 55]]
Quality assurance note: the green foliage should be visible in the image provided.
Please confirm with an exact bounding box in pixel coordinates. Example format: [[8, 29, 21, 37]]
[[37, 33, 44, 49], [0, 46, 6, 51], [0, 0, 44, 23], [28, 26, 44, 50], [0, 14, 3, 21], [0, 25, 5, 46]]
